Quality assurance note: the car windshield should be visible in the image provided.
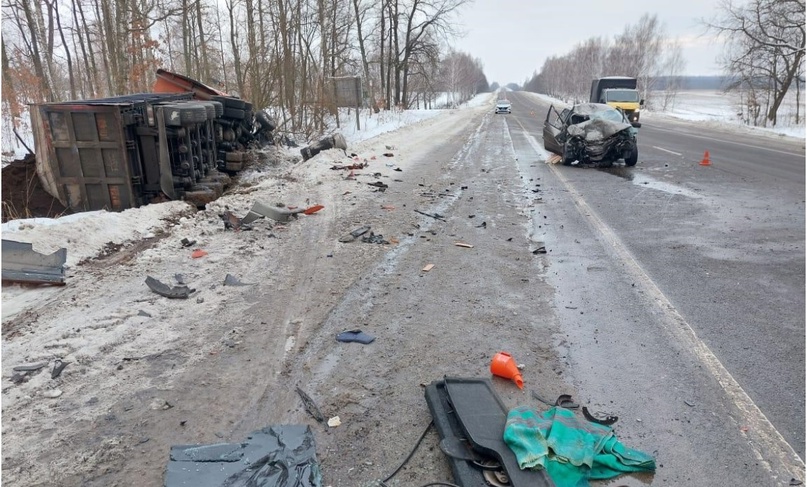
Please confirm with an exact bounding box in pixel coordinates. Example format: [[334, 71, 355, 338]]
[[497, 101, 510, 105], [604, 90, 639, 102], [587, 107, 625, 123]]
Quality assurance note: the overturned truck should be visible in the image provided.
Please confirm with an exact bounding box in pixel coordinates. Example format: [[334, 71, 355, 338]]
[[31, 70, 276, 211]]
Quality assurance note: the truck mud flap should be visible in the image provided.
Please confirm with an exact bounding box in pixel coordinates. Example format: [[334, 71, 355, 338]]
[[424, 377, 554, 487]]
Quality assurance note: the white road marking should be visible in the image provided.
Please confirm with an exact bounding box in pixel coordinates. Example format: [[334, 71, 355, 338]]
[[510, 118, 805, 481], [652, 146, 682, 156], [548, 162, 805, 482]]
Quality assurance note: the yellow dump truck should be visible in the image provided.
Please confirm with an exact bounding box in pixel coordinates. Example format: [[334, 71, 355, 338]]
[[590, 77, 643, 126]]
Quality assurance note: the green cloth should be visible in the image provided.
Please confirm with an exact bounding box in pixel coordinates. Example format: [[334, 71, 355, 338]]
[[503, 406, 656, 487]]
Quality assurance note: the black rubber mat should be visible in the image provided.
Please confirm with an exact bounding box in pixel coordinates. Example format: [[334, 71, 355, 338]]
[[424, 377, 554, 487]]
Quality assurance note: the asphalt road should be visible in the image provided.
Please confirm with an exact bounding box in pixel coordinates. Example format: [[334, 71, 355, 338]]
[[503, 90, 805, 481]]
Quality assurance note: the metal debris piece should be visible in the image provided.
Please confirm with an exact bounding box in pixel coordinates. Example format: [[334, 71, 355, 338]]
[[223, 274, 252, 286], [336, 330, 376, 344], [138, 310, 152, 317], [362, 232, 389, 244], [180, 238, 196, 248], [296, 387, 325, 423], [422, 264, 435, 272], [455, 242, 474, 248], [415, 209, 446, 221], [51, 360, 70, 379], [221, 210, 243, 231], [367, 181, 388, 191], [145, 276, 195, 299], [2, 240, 67, 285], [532, 246, 547, 254], [166, 425, 322, 487], [13, 362, 48, 372], [582, 406, 618, 426]]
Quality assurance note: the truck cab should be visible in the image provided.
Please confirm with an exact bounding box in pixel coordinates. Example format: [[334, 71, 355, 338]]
[[590, 77, 643, 126]]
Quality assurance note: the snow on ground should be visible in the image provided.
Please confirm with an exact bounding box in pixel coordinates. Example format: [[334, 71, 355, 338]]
[[1, 106, 35, 167], [1, 92, 496, 322]]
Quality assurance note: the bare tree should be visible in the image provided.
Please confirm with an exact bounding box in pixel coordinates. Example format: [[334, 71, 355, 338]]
[[706, 0, 805, 126]]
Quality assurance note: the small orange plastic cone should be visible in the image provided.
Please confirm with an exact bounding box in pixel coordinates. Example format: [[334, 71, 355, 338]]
[[700, 150, 711, 166], [490, 351, 524, 389]]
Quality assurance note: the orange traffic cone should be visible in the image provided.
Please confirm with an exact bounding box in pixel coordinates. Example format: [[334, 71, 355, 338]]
[[490, 352, 524, 389], [700, 150, 711, 166]]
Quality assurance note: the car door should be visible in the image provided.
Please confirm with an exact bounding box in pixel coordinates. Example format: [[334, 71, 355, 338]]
[[543, 105, 564, 155]]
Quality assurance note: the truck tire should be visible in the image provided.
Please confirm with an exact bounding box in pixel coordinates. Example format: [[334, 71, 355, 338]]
[[225, 161, 243, 172], [196, 102, 215, 120], [163, 105, 183, 127], [223, 107, 245, 119], [625, 146, 638, 166], [225, 151, 244, 162], [177, 104, 208, 124], [212, 95, 246, 110], [210, 101, 224, 118]]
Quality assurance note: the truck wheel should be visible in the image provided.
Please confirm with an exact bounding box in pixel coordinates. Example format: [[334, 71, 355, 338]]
[[223, 107, 245, 119], [625, 147, 638, 166], [177, 104, 208, 124], [163, 105, 183, 127], [210, 101, 224, 118], [225, 151, 244, 162]]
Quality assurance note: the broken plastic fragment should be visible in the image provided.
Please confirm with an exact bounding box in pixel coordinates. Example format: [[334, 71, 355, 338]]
[[146, 276, 195, 299], [303, 204, 324, 215], [327, 416, 342, 427], [191, 249, 208, 259], [336, 330, 375, 344]]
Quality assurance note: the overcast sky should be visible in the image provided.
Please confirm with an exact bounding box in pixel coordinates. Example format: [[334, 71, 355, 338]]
[[454, 0, 725, 85]]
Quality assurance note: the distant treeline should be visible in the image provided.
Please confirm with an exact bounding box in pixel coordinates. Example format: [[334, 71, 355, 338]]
[[653, 76, 806, 91]]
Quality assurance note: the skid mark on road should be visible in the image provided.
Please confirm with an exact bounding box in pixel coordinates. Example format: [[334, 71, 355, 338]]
[[512, 120, 805, 481]]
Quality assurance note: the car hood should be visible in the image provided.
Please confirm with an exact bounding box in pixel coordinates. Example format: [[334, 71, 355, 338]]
[[567, 118, 631, 141]]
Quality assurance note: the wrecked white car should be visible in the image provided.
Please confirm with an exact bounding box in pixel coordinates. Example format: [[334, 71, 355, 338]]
[[543, 103, 639, 167]]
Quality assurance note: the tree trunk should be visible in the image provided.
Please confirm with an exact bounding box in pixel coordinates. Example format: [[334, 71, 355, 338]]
[[53, 0, 77, 99], [20, 0, 53, 101], [196, 0, 210, 82], [77, 0, 100, 96], [352, 0, 377, 112]]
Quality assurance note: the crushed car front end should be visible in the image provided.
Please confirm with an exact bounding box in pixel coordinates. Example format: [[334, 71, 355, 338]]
[[565, 120, 637, 164]]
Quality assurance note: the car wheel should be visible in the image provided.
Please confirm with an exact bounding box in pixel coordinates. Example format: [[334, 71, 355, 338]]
[[625, 146, 638, 166], [562, 143, 574, 166]]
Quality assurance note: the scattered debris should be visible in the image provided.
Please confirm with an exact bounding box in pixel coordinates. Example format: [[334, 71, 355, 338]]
[[331, 162, 366, 171], [300, 133, 347, 161], [191, 249, 208, 259], [790, 478, 803, 486], [684, 400, 695, 407], [13, 362, 48, 372], [381, 205, 396, 210], [150, 398, 173, 410], [455, 242, 474, 249], [477, 221, 487, 228], [469, 215, 475, 218], [327, 416, 342, 427], [368, 181, 389, 192], [339, 226, 371, 243], [296, 387, 325, 423], [180, 238, 196, 248], [242, 200, 298, 224], [224, 211, 253, 231], [166, 425, 322, 487], [461, 185, 468, 190], [383, 153, 394, 157], [582, 406, 619, 426], [42, 389, 63, 399], [174, 274, 186, 285], [532, 246, 547, 254], [223, 274, 251, 286], [303, 204, 324, 215], [2, 239, 67, 285], [138, 310, 153, 317], [336, 330, 376, 344], [422, 264, 435, 272], [415, 209, 446, 221], [145, 276, 195, 299], [51, 360, 70, 379], [361, 232, 389, 244]]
